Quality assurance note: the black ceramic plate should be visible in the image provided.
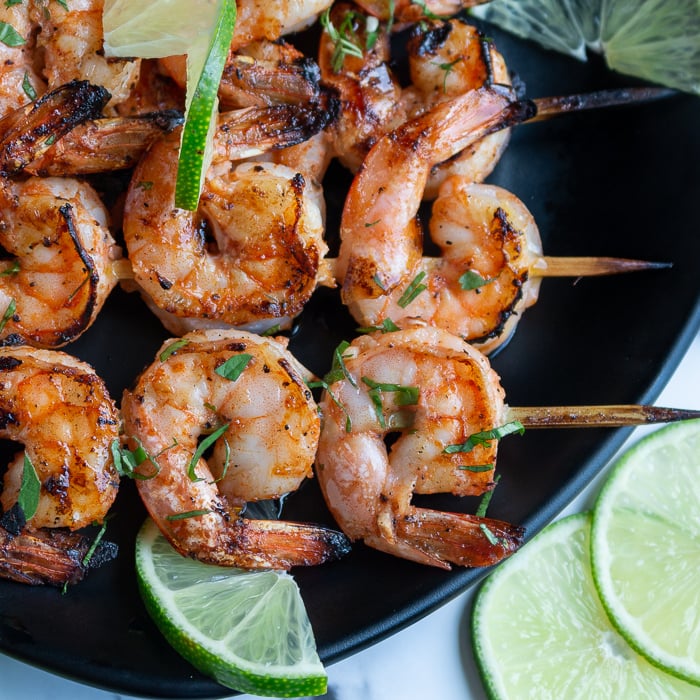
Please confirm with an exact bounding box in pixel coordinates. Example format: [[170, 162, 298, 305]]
[[1, 20, 699, 699]]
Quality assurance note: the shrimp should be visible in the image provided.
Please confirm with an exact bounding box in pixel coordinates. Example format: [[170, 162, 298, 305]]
[[401, 18, 513, 199], [0, 176, 123, 348], [355, 0, 493, 26], [0, 0, 45, 116], [123, 101, 336, 336], [315, 323, 524, 569], [0, 83, 125, 348], [350, 180, 543, 355], [231, 0, 334, 49], [31, 0, 140, 114], [337, 83, 533, 322], [318, 2, 406, 173], [23, 109, 184, 177], [161, 38, 324, 109], [0, 346, 120, 531], [319, 9, 512, 195], [0, 345, 120, 586], [0, 80, 110, 175], [0, 0, 139, 116], [120, 329, 351, 570]]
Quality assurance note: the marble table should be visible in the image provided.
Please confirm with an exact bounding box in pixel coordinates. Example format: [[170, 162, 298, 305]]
[[2, 331, 698, 700]]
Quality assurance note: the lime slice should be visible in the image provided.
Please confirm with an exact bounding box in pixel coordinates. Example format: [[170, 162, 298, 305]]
[[471, 0, 700, 95], [103, 0, 237, 210], [591, 419, 700, 687], [472, 512, 698, 698], [135, 518, 327, 698]]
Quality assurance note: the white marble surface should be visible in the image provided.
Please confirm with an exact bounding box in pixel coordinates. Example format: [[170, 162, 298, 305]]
[[1, 331, 698, 700]]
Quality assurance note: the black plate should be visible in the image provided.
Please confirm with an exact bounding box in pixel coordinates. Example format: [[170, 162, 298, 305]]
[[1, 20, 699, 699]]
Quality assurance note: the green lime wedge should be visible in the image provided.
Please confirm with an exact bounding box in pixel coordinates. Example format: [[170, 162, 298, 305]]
[[135, 518, 327, 698], [471, 0, 700, 95], [591, 419, 700, 687], [103, 0, 237, 210], [472, 512, 699, 698]]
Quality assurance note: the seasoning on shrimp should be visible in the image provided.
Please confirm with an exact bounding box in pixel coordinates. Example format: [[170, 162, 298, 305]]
[[315, 323, 524, 570], [122, 101, 337, 336], [0, 345, 120, 586], [121, 329, 351, 571]]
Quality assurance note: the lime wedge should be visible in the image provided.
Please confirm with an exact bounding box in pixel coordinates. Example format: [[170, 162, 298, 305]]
[[135, 518, 327, 698], [591, 419, 700, 687], [472, 512, 699, 698], [471, 0, 700, 95], [103, 0, 237, 210]]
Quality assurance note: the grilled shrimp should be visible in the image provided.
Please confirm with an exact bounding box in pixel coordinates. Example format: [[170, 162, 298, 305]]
[[161, 38, 324, 109], [0, 0, 44, 115], [0, 175, 123, 348], [0, 346, 120, 531], [0, 81, 129, 348], [120, 329, 350, 570], [355, 0, 492, 26], [318, 2, 406, 173], [123, 102, 335, 336], [0, 0, 139, 116], [315, 324, 524, 569], [319, 10, 510, 195], [337, 84, 532, 324], [402, 18, 512, 199], [348, 180, 543, 354]]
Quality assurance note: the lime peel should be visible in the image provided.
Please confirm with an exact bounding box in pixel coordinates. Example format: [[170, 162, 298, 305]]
[[591, 418, 700, 687], [135, 517, 327, 698], [471, 0, 700, 95], [103, 0, 238, 210], [472, 512, 699, 699]]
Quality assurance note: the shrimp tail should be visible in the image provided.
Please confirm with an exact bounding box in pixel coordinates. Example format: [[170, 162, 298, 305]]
[[393, 507, 525, 571], [25, 109, 185, 176], [230, 518, 352, 570], [0, 521, 118, 587], [214, 90, 339, 160], [0, 80, 111, 175]]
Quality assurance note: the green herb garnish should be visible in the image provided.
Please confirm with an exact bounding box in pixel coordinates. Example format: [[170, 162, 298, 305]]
[[215, 354, 252, 382], [459, 270, 493, 291], [166, 509, 213, 521], [17, 454, 40, 521], [320, 7, 364, 72], [444, 421, 525, 454], [0, 298, 16, 333], [476, 474, 501, 518], [159, 338, 189, 362], [21, 71, 36, 100], [110, 438, 161, 480], [459, 464, 494, 472], [362, 377, 419, 429], [0, 21, 25, 47], [357, 318, 401, 334], [397, 271, 427, 308], [188, 423, 230, 481], [0, 260, 20, 276]]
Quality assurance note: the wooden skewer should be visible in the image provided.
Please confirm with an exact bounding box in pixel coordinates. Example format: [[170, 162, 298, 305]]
[[527, 86, 678, 124], [111, 258, 134, 280], [533, 256, 672, 278], [507, 404, 700, 429]]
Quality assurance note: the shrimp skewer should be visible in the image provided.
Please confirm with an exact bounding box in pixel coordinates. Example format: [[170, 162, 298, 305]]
[[0, 345, 120, 585], [315, 324, 699, 570], [121, 329, 351, 571], [321, 11, 674, 198], [342, 179, 669, 354]]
